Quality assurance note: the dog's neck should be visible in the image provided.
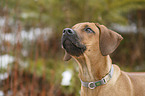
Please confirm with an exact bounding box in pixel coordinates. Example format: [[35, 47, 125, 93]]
[[74, 53, 112, 82]]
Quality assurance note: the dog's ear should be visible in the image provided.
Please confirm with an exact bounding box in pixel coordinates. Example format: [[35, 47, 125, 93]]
[[63, 51, 72, 61], [95, 23, 123, 56]]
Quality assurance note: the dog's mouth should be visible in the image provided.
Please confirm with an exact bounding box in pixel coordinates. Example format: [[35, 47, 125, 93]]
[[62, 36, 86, 57]]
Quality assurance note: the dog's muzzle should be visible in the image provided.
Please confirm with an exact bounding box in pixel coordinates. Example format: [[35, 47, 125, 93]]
[[61, 28, 86, 56]]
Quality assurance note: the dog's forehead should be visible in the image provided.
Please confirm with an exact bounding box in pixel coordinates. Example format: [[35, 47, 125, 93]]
[[72, 22, 95, 30]]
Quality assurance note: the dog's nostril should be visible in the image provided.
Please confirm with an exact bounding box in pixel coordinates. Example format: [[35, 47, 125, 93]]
[[63, 30, 66, 33], [68, 29, 72, 34]]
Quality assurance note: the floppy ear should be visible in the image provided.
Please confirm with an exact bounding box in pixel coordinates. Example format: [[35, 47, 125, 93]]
[[63, 51, 72, 61], [95, 23, 123, 56]]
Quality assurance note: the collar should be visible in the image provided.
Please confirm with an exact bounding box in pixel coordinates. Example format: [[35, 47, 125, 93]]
[[80, 65, 114, 89]]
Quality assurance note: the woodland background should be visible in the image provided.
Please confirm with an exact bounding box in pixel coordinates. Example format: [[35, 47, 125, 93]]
[[0, 0, 145, 96]]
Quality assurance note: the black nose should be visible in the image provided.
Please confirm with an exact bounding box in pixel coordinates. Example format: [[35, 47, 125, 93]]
[[63, 28, 74, 35]]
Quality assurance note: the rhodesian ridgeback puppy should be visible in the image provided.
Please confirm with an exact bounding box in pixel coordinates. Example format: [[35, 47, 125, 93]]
[[61, 22, 145, 96]]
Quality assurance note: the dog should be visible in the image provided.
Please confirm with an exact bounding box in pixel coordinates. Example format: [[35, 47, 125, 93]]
[[61, 22, 145, 96]]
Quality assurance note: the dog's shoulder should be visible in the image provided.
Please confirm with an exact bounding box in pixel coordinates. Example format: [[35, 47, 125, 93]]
[[126, 72, 145, 95]]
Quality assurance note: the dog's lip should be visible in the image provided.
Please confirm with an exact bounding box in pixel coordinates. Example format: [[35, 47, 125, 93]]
[[62, 38, 85, 49], [61, 35, 86, 56]]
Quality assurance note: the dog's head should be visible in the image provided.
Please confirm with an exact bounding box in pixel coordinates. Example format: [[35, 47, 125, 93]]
[[61, 22, 123, 61]]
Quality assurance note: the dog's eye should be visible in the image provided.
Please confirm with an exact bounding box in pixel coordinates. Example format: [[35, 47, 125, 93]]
[[85, 28, 94, 33]]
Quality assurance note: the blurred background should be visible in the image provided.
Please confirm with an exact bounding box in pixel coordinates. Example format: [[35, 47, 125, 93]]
[[0, 0, 145, 96]]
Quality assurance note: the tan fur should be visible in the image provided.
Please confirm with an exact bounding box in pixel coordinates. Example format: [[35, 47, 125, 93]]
[[64, 22, 145, 96]]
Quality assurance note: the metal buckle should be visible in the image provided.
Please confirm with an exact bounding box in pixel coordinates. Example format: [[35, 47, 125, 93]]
[[88, 82, 96, 89], [103, 77, 108, 84]]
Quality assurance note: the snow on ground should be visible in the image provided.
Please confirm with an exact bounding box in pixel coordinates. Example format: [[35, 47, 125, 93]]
[[61, 70, 72, 86], [0, 27, 52, 45], [0, 17, 53, 45], [0, 54, 14, 69], [111, 23, 137, 33], [0, 72, 8, 81], [0, 90, 4, 96]]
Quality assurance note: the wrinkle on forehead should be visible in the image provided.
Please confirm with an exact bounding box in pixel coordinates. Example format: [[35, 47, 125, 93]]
[[72, 22, 99, 34], [72, 22, 90, 30], [72, 24, 81, 30]]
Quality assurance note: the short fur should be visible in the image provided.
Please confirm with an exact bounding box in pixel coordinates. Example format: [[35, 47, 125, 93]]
[[61, 22, 145, 96]]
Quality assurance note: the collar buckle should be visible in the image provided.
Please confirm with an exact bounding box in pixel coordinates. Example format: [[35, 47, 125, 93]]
[[102, 77, 108, 84], [88, 82, 96, 89]]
